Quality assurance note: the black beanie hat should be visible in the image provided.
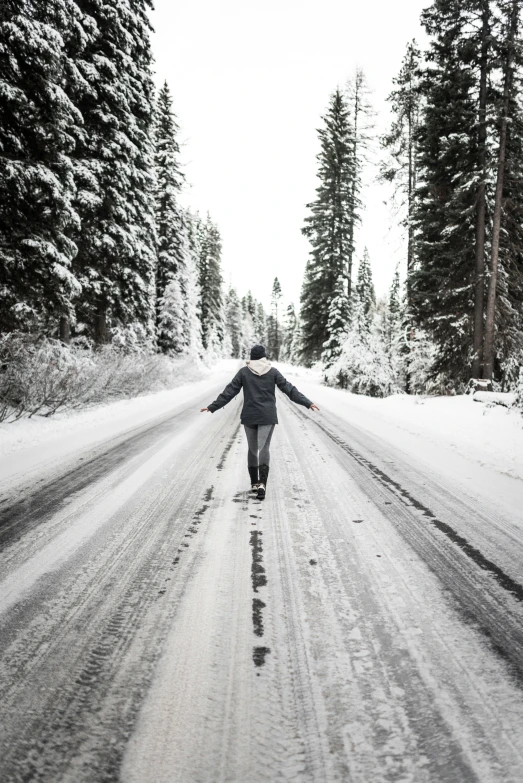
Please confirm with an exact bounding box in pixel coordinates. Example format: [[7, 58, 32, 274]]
[[250, 344, 266, 360]]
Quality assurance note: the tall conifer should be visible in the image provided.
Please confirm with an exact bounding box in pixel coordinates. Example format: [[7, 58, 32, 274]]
[[198, 215, 223, 349], [300, 89, 355, 363], [0, 0, 82, 333], [71, 0, 157, 343], [154, 80, 186, 353], [345, 69, 374, 293]]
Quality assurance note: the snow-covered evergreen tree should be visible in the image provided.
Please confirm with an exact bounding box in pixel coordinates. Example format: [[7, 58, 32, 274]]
[[183, 210, 204, 358], [355, 248, 376, 334], [409, 0, 522, 386], [0, 0, 82, 334], [280, 303, 297, 363], [301, 89, 356, 363], [406, 328, 441, 394], [198, 214, 224, 350], [267, 277, 283, 360], [483, 0, 522, 381], [412, 9, 478, 384], [381, 41, 422, 292], [254, 301, 267, 345], [384, 266, 408, 389], [345, 68, 375, 294], [325, 324, 399, 397], [157, 211, 202, 357], [322, 277, 350, 372], [154, 80, 186, 353], [71, 0, 157, 344], [224, 286, 242, 358]]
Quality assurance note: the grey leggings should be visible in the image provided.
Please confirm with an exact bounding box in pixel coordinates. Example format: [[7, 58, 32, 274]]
[[244, 424, 275, 467]]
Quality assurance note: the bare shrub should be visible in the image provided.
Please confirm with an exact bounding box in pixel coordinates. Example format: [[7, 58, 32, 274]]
[[0, 333, 204, 423]]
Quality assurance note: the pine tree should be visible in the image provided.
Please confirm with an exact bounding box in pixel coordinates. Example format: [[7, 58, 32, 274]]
[[355, 248, 376, 333], [381, 42, 422, 292], [300, 89, 355, 363], [411, 0, 481, 384], [0, 0, 82, 334], [157, 212, 202, 357], [154, 80, 186, 353], [280, 302, 297, 362], [483, 0, 521, 380], [224, 286, 242, 358], [267, 277, 283, 359], [322, 276, 351, 371], [289, 314, 303, 365], [388, 265, 402, 340], [183, 210, 204, 358], [408, 0, 523, 387], [345, 68, 374, 293], [386, 266, 408, 388], [495, 46, 523, 388], [71, 0, 157, 344], [198, 214, 224, 350], [254, 301, 267, 345]]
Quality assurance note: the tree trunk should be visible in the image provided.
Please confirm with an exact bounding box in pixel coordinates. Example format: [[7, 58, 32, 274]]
[[472, 2, 490, 379], [347, 78, 360, 296], [483, 0, 518, 380], [59, 316, 71, 345], [94, 300, 108, 346], [405, 83, 416, 395]]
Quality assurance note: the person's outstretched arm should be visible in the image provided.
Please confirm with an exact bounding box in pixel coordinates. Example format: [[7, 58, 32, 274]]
[[274, 370, 319, 411], [201, 370, 244, 413]]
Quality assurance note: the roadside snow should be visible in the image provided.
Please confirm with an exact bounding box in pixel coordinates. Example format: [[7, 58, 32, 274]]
[[278, 363, 523, 483], [0, 360, 238, 487]]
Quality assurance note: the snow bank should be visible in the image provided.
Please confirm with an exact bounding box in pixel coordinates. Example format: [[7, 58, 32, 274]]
[[472, 391, 517, 407], [278, 363, 523, 482], [0, 360, 238, 470]]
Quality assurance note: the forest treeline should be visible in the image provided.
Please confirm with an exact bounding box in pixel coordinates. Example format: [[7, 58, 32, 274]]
[[0, 0, 286, 418], [1, 0, 522, 416], [301, 0, 523, 397]]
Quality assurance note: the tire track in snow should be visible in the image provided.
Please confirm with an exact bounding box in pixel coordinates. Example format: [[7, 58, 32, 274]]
[[0, 403, 239, 782], [286, 401, 523, 682], [0, 402, 207, 552], [277, 398, 523, 781], [2, 388, 523, 781]]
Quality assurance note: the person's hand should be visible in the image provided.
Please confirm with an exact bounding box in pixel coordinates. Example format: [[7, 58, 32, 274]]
[[200, 407, 210, 413], [310, 403, 320, 412]]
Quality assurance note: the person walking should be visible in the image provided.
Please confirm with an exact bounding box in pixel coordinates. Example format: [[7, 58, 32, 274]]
[[200, 345, 319, 499]]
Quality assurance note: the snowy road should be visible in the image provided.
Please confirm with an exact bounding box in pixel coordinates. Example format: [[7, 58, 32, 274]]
[[1, 380, 523, 782]]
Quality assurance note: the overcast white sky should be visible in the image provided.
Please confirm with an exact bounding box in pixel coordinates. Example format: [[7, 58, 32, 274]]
[[150, 0, 430, 309]]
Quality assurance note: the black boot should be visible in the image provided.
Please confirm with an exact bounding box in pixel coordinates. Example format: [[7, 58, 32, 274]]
[[248, 466, 259, 491], [257, 464, 270, 499]]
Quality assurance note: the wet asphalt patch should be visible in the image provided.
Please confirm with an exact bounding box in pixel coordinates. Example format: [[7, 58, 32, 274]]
[[249, 528, 269, 669], [253, 646, 271, 667], [249, 531, 267, 593], [217, 425, 241, 470], [252, 598, 266, 637]]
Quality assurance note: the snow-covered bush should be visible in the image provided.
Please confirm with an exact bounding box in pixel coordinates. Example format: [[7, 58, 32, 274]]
[[110, 323, 153, 354], [0, 334, 94, 421], [203, 323, 224, 366], [324, 329, 400, 397], [405, 328, 442, 394], [501, 353, 523, 412], [0, 333, 205, 422]]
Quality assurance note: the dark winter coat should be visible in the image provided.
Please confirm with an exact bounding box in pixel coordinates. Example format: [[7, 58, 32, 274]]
[[207, 363, 313, 426]]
